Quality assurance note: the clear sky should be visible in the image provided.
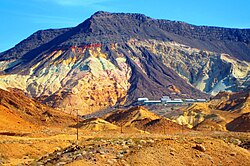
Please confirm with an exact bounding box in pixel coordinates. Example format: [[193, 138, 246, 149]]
[[1, 0, 250, 52]]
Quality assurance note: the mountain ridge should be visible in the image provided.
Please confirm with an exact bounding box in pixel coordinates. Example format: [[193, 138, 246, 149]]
[[0, 11, 249, 114], [1, 11, 250, 61]]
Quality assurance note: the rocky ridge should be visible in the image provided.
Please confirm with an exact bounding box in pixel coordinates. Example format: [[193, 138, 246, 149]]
[[0, 88, 76, 132], [0, 11, 250, 114], [166, 91, 250, 131], [32, 136, 250, 166]]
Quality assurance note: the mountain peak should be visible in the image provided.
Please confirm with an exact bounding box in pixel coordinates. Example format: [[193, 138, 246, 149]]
[[65, 11, 250, 49], [92, 11, 111, 17], [2, 11, 250, 62], [90, 11, 150, 21], [1, 11, 250, 116]]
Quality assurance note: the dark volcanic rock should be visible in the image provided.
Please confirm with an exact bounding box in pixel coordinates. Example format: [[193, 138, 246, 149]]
[[1, 11, 250, 61], [0, 28, 71, 61], [0, 11, 249, 112], [226, 113, 250, 132]]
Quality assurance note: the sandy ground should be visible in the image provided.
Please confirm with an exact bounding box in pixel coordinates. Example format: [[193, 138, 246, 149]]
[[0, 127, 249, 166]]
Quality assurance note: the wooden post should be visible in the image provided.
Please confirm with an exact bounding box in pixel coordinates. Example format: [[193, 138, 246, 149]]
[[163, 124, 166, 135], [120, 123, 123, 134], [74, 109, 80, 142], [182, 122, 184, 134]]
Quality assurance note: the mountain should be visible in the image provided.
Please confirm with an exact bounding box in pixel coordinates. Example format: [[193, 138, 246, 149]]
[[76, 117, 119, 131], [0, 88, 76, 132], [168, 90, 250, 131], [104, 106, 160, 126], [0, 28, 71, 61], [103, 106, 187, 134], [226, 112, 250, 132], [0, 11, 250, 115]]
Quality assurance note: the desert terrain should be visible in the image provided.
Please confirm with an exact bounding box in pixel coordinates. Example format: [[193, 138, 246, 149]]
[[0, 89, 249, 166]]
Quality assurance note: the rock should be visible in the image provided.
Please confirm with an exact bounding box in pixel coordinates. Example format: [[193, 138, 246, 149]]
[[107, 159, 115, 165], [208, 155, 213, 162], [81, 151, 87, 155], [169, 147, 176, 152], [126, 139, 133, 145], [125, 149, 130, 154], [46, 158, 52, 162], [56, 152, 62, 156], [122, 145, 129, 150], [55, 147, 62, 151], [101, 139, 106, 143], [100, 154, 106, 158], [230, 152, 237, 156], [194, 144, 206, 152], [116, 153, 124, 159], [56, 162, 67, 166], [0, 159, 4, 165], [147, 139, 155, 144], [165, 138, 172, 140], [119, 150, 128, 155], [170, 152, 175, 156], [75, 153, 83, 160], [88, 146, 93, 149], [232, 139, 241, 145], [195, 154, 201, 158], [99, 150, 106, 155], [23, 156, 29, 159], [36, 162, 44, 165], [139, 140, 147, 144]]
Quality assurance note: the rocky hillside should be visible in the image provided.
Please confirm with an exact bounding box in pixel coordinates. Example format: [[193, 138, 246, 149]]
[[167, 91, 250, 131], [103, 106, 188, 134], [0, 88, 76, 132], [226, 112, 250, 132], [0, 11, 250, 114], [30, 136, 250, 166]]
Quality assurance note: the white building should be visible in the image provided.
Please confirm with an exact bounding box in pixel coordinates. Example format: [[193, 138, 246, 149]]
[[184, 99, 196, 102], [137, 98, 149, 102], [166, 98, 183, 104], [144, 100, 162, 105], [196, 99, 207, 102], [161, 96, 171, 102]]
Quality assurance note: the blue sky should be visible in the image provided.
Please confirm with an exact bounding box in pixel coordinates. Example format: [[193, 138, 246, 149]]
[[0, 0, 250, 52]]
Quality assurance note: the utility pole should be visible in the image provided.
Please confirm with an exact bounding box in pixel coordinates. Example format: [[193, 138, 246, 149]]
[[77, 109, 79, 141], [163, 123, 166, 135], [74, 109, 80, 142], [120, 123, 123, 134], [182, 122, 184, 134]]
